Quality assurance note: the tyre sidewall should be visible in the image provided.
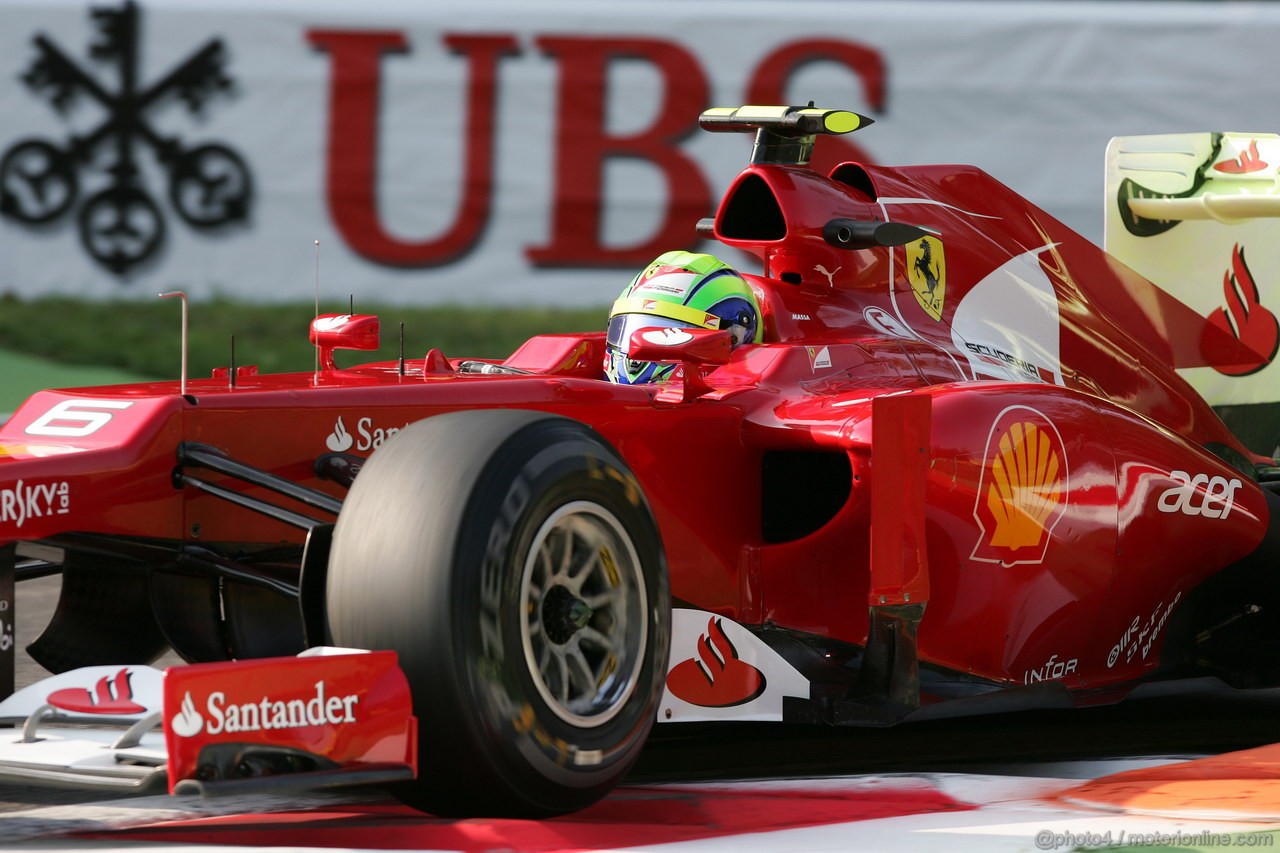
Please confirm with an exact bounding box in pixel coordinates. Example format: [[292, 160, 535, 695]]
[[456, 418, 669, 808]]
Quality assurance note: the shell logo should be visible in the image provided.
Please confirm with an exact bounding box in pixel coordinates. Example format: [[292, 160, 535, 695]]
[[971, 406, 1069, 567]]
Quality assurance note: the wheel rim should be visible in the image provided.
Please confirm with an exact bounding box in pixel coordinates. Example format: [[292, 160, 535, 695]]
[[520, 501, 648, 728]]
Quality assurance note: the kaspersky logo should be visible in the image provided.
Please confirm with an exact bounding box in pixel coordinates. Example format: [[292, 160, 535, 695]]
[[971, 406, 1068, 567], [665, 617, 766, 708], [169, 681, 359, 737]]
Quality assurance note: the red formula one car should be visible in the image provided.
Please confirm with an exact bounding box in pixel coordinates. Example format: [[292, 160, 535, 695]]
[[2, 105, 1279, 817]]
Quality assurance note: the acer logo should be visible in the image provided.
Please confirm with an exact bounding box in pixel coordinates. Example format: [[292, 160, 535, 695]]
[[171, 680, 359, 738], [47, 668, 146, 715], [666, 617, 766, 707], [1156, 470, 1241, 519]]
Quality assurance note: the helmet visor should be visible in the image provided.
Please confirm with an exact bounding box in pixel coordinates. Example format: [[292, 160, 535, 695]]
[[606, 313, 700, 354]]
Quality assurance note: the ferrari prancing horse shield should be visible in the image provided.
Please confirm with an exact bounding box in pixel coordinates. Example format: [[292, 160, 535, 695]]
[[907, 236, 946, 320]]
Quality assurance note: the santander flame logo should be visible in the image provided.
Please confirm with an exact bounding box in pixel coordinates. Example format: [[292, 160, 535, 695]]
[[47, 668, 147, 715], [313, 314, 354, 332], [1214, 139, 1269, 174], [326, 416, 354, 452], [1203, 244, 1279, 377], [666, 617, 766, 707], [640, 328, 693, 347], [171, 691, 205, 737]]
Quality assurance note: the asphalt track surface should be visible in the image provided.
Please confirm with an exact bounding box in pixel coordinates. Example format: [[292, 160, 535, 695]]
[[6, 570, 1280, 820]]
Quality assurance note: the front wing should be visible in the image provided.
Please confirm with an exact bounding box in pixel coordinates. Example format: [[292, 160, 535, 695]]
[[0, 649, 417, 795]]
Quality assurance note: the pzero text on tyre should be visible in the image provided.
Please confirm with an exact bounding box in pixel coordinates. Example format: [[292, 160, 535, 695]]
[[325, 410, 670, 817]]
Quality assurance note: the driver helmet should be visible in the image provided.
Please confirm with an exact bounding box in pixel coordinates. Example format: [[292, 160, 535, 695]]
[[605, 251, 761, 385]]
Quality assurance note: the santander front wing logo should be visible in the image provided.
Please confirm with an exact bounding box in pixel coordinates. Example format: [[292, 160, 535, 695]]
[[160, 651, 416, 791], [169, 680, 359, 738], [47, 668, 147, 715], [659, 609, 809, 723]]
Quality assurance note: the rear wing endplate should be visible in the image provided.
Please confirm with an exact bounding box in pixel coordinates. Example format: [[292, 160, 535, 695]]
[[1105, 132, 1280, 415]]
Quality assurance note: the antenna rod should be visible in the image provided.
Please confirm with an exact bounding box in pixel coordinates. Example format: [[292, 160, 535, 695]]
[[399, 322, 405, 376], [349, 294, 354, 315], [229, 335, 236, 389], [158, 291, 188, 396], [314, 240, 320, 376]]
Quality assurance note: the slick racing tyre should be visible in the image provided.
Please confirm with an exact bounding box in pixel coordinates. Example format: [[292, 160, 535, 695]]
[[326, 410, 670, 817]]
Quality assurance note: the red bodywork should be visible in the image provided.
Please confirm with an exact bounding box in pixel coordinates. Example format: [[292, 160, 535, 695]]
[[1, 125, 1276, 709], [163, 650, 416, 792]]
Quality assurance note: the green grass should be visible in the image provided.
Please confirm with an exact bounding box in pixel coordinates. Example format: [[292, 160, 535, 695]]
[[0, 294, 607, 380], [0, 348, 152, 412]]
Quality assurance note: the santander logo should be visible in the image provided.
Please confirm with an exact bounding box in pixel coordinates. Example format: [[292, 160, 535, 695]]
[[313, 314, 354, 332], [47, 668, 147, 715], [1214, 139, 1268, 174], [169, 680, 359, 738], [666, 617, 767, 708], [171, 691, 204, 737], [1202, 244, 1279, 377], [326, 416, 354, 452], [640, 328, 693, 346]]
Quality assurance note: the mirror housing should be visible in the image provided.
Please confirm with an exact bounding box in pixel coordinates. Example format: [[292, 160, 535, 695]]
[[626, 327, 733, 366], [627, 327, 734, 402], [311, 313, 380, 371]]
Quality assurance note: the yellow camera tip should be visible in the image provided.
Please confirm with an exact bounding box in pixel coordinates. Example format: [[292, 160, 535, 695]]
[[823, 111, 860, 134]]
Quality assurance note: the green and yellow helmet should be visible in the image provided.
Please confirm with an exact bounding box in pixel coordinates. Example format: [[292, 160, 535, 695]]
[[605, 251, 762, 385]]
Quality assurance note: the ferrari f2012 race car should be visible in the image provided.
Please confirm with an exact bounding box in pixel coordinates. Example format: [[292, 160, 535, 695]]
[[3, 104, 1280, 817]]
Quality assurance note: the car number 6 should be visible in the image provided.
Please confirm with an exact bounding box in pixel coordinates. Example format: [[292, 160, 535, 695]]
[[25, 399, 134, 437]]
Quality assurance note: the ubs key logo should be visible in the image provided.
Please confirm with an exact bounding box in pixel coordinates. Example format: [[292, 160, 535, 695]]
[[0, 0, 252, 275]]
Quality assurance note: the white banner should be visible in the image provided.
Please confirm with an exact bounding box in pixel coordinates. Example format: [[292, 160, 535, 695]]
[[1, 0, 1278, 306]]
